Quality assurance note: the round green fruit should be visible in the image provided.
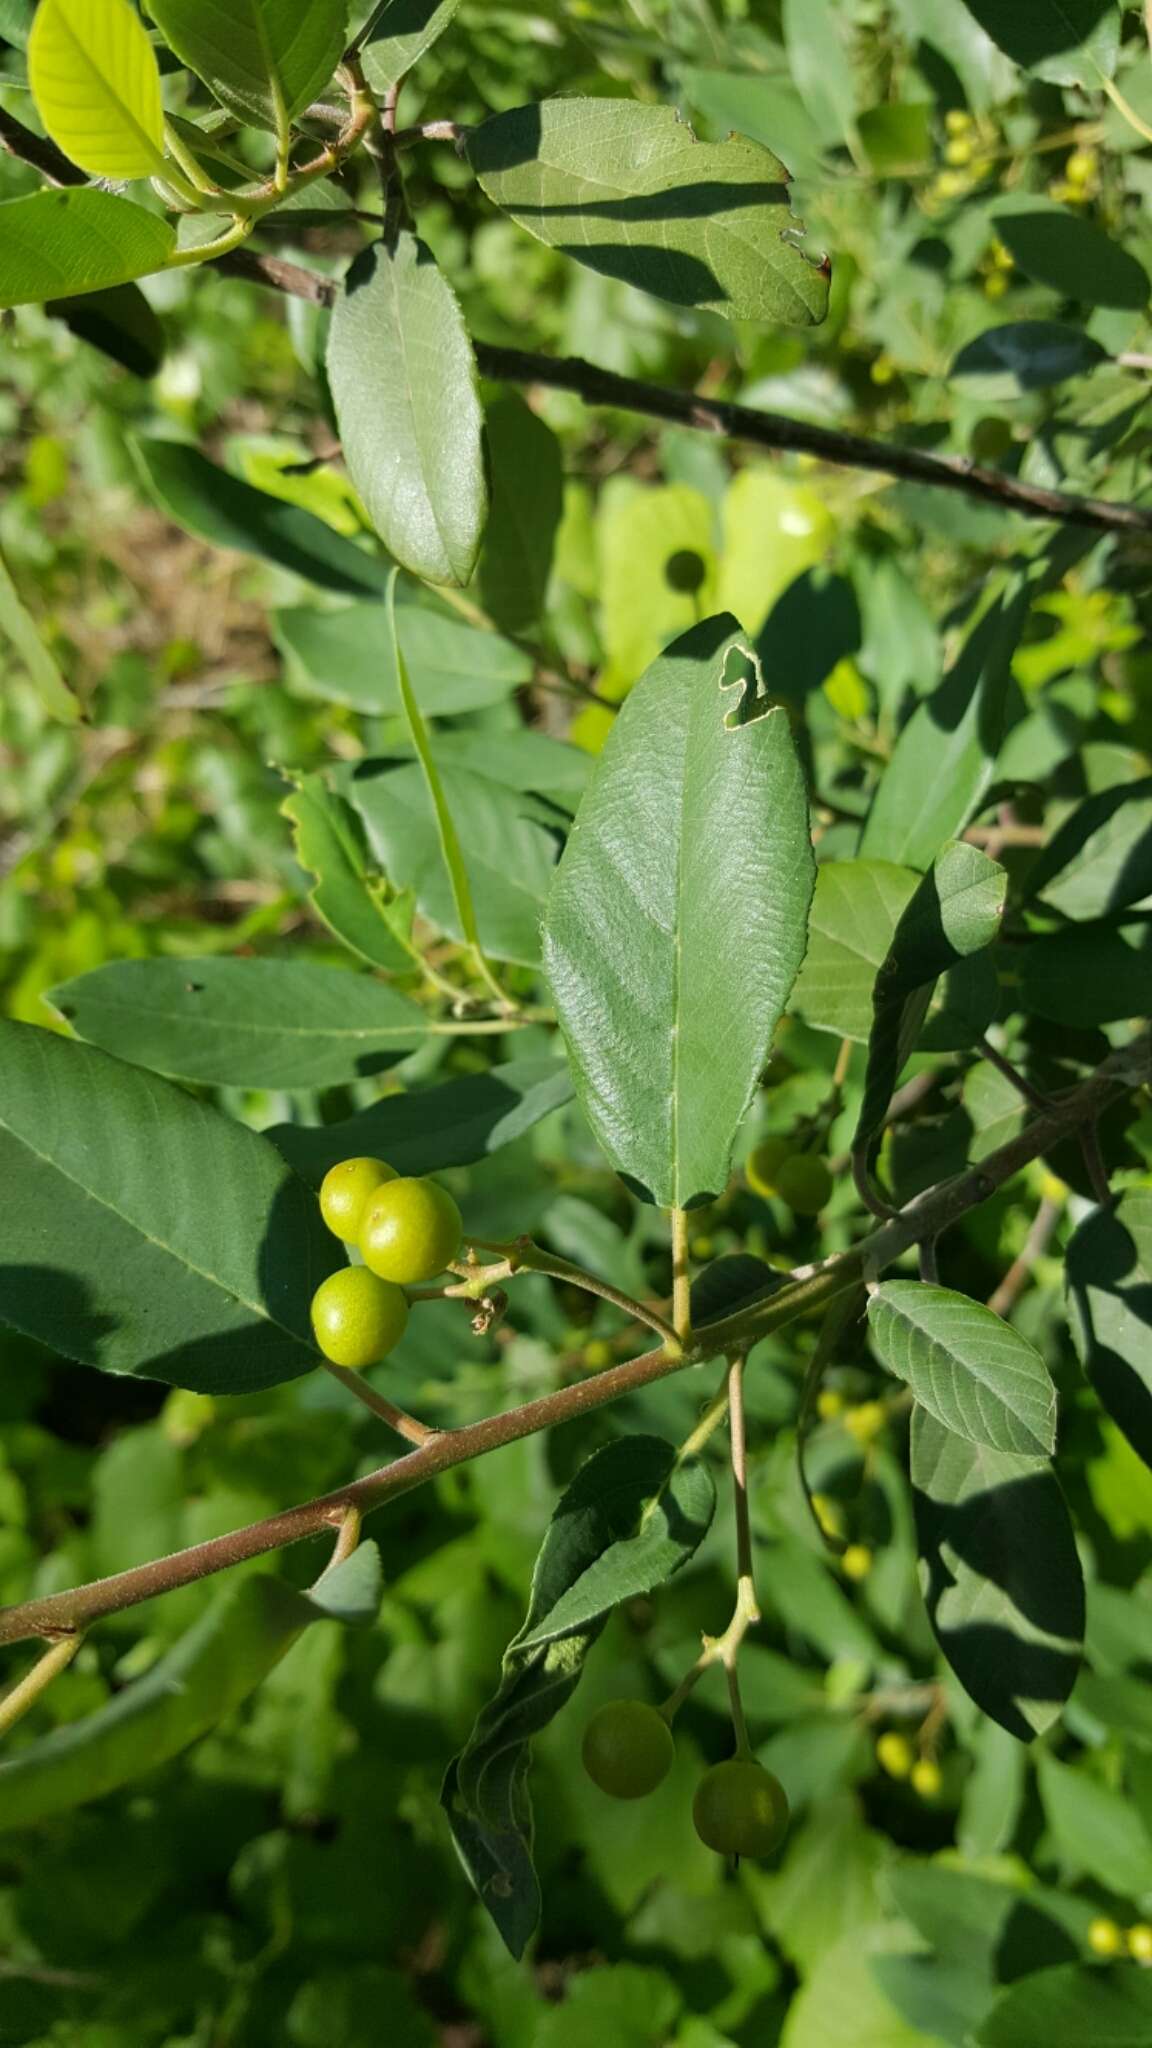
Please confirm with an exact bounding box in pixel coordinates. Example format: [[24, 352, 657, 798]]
[[319, 1156, 397, 1243], [775, 1154, 834, 1216], [359, 1176, 463, 1284], [310, 1266, 409, 1369], [745, 1137, 795, 1199], [582, 1700, 674, 1800], [692, 1758, 789, 1858]]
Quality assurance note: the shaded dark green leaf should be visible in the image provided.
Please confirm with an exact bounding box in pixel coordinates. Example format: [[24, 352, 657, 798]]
[[1018, 922, 1152, 1027], [995, 208, 1148, 311], [951, 321, 1108, 396], [478, 392, 564, 635], [959, 0, 1119, 86], [1067, 1190, 1152, 1471], [46, 281, 165, 377], [268, 1058, 573, 1183], [977, 1965, 1152, 2048]]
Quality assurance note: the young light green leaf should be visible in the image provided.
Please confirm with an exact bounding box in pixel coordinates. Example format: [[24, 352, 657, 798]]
[[791, 860, 918, 1042], [478, 392, 564, 636], [50, 958, 435, 1089], [147, 0, 347, 133], [281, 770, 414, 975], [853, 840, 1006, 1164], [29, 0, 165, 178], [269, 1057, 573, 1183], [0, 541, 80, 723], [442, 1436, 715, 1957], [0, 1549, 382, 1831], [343, 759, 560, 966], [543, 614, 814, 1210], [977, 1964, 1152, 2048], [360, 0, 463, 92], [869, 1282, 1057, 1456], [1036, 1751, 1152, 1897], [1066, 1190, 1152, 1471], [911, 1407, 1084, 1739], [327, 234, 488, 587], [468, 99, 830, 326], [132, 439, 388, 598], [275, 600, 531, 715], [0, 189, 175, 310], [0, 1018, 340, 1392], [959, 0, 1120, 86]]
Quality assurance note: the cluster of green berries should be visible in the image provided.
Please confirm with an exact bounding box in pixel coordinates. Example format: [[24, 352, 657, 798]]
[[581, 1700, 789, 1858], [1089, 1918, 1152, 1964], [1050, 144, 1099, 207], [930, 107, 999, 203], [875, 1732, 942, 1800], [745, 1137, 834, 1216], [309, 1156, 463, 1369]]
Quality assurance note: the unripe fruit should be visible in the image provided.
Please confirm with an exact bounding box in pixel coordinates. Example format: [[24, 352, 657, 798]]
[[910, 1758, 942, 1801], [745, 1136, 795, 1198], [844, 1399, 887, 1445], [842, 1543, 873, 1582], [582, 1700, 674, 1799], [310, 1266, 409, 1368], [360, 1177, 463, 1283], [583, 1339, 614, 1372], [817, 1389, 844, 1420], [1129, 1924, 1152, 1964], [1088, 1917, 1125, 1959], [811, 1493, 847, 1541], [693, 1759, 789, 1858], [319, 1156, 396, 1243], [776, 1155, 834, 1216], [876, 1732, 914, 1780], [945, 138, 973, 166], [664, 548, 707, 595], [945, 109, 973, 135], [1065, 147, 1098, 188]]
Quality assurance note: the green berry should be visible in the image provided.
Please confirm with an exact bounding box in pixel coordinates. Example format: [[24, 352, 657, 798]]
[[582, 1700, 674, 1800], [911, 1758, 942, 1801], [310, 1266, 409, 1368], [319, 1156, 397, 1244], [775, 1154, 833, 1216], [693, 1758, 789, 1858], [1088, 1918, 1125, 1959], [876, 1732, 914, 1780], [745, 1137, 795, 1198], [359, 1177, 463, 1284]]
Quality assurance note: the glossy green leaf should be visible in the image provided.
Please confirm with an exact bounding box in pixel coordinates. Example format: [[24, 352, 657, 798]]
[[147, 0, 347, 132], [132, 439, 387, 598], [327, 234, 488, 587], [29, 0, 164, 178], [443, 1435, 715, 1958], [543, 614, 813, 1210], [977, 1965, 1152, 2048], [50, 958, 434, 1089], [274, 600, 530, 716], [0, 540, 80, 723], [478, 393, 564, 636], [911, 1407, 1084, 1739], [268, 1057, 573, 1183], [468, 99, 830, 326], [0, 1018, 340, 1392], [1067, 1190, 1152, 1470], [869, 1282, 1057, 1456], [860, 540, 1086, 869], [0, 1548, 382, 1831], [959, 0, 1120, 86], [46, 280, 165, 376], [995, 208, 1148, 310], [280, 771, 414, 975], [791, 860, 918, 1042], [0, 189, 175, 310], [1027, 779, 1152, 921], [1019, 922, 1152, 1027], [853, 841, 1006, 1161], [951, 321, 1109, 395], [1036, 1751, 1152, 1896], [343, 759, 560, 965], [361, 0, 463, 92]]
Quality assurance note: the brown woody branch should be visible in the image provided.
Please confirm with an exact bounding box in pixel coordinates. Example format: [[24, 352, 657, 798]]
[[0, 1034, 1143, 1650]]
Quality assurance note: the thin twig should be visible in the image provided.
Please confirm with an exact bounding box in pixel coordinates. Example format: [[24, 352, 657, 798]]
[[671, 1209, 692, 1346], [0, 1633, 82, 1738], [0, 1035, 1143, 1649], [322, 1503, 363, 1570], [986, 1193, 1064, 1318], [319, 1359, 437, 1446], [1080, 1119, 1113, 1207], [977, 1036, 1053, 1112]]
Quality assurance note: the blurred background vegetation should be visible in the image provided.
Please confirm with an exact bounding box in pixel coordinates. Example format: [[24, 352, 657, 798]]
[[3, 2, 1152, 2043]]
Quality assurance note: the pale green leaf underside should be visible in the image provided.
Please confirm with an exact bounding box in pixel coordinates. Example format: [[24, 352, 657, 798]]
[[543, 613, 814, 1209], [0, 1019, 339, 1392], [468, 98, 830, 326], [50, 958, 434, 1089], [327, 234, 488, 586], [362, 0, 463, 92], [0, 189, 174, 310], [870, 1281, 1057, 1456], [791, 859, 917, 1042], [148, 0, 348, 130], [29, 0, 164, 178]]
